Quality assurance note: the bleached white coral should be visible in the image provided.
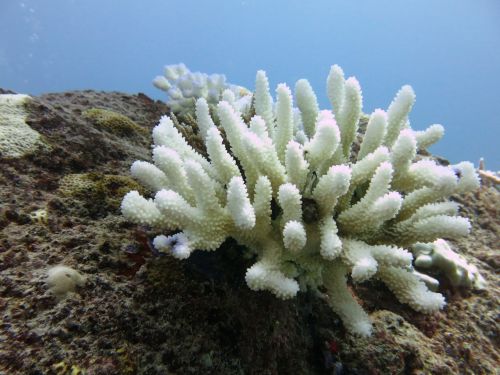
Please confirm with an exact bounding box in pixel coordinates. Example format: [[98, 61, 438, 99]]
[[153, 63, 252, 115], [0, 94, 50, 158], [413, 239, 486, 289], [123, 65, 482, 336], [46, 265, 86, 297]]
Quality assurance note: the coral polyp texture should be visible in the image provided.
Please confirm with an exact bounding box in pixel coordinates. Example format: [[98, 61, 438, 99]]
[[122, 64, 482, 336]]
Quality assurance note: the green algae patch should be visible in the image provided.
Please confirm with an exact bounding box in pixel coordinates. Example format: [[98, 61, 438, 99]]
[[58, 173, 145, 211], [83, 108, 147, 136]]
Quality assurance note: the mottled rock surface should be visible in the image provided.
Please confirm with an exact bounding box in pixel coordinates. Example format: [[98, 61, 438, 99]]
[[0, 89, 498, 375]]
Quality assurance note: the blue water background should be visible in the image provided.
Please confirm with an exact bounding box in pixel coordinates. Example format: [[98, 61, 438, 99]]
[[1, 0, 499, 169]]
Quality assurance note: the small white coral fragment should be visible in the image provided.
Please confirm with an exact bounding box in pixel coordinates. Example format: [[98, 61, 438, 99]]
[[46, 265, 86, 297], [413, 239, 486, 289], [29, 208, 48, 224]]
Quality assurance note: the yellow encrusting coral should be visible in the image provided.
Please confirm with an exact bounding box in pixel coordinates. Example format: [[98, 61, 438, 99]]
[[59, 173, 144, 210], [0, 94, 51, 158], [83, 108, 147, 136]]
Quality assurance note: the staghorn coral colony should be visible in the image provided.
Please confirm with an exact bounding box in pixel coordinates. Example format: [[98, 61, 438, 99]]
[[121, 64, 484, 336]]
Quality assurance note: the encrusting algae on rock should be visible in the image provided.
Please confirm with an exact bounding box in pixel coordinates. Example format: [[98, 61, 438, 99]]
[[83, 108, 148, 137], [59, 173, 144, 213], [121, 64, 484, 336], [0, 81, 497, 374]]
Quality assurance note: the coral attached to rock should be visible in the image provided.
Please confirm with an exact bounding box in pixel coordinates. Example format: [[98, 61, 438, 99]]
[[83, 108, 146, 136], [153, 63, 252, 115], [122, 65, 481, 336], [412, 239, 486, 289], [46, 265, 86, 298], [0, 94, 49, 158]]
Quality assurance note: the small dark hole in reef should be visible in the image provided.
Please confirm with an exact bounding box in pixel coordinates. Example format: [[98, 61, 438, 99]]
[[302, 198, 320, 224], [271, 198, 282, 220], [185, 239, 250, 285]]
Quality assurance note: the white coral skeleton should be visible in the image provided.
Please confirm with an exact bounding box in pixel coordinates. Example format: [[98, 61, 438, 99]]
[[122, 64, 482, 336]]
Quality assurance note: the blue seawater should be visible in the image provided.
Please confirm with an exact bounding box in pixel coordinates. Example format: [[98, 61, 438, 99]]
[[0, 0, 499, 168]]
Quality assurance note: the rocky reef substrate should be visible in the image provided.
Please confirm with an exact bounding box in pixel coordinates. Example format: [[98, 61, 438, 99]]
[[0, 89, 498, 374]]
